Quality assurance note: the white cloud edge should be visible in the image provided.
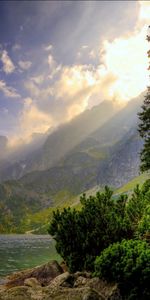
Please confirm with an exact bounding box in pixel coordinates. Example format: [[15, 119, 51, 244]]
[[0, 50, 15, 74]]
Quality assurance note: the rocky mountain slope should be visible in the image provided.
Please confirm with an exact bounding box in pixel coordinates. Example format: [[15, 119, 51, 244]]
[[19, 93, 144, 192], [0, 100, 119, 182], [0, 94, 146, 233], [0, 93, 144, 184]]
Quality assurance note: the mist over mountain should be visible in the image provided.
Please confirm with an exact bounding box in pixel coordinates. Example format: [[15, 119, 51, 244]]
[[0, 100, 119, 182], [0, 92, 145, 233], [19, 94, 143, 192], [0, 131, 49, 182], [0, 94, 144, 185]]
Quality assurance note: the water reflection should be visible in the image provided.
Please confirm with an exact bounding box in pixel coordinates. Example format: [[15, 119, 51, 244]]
[[0, 235, 60, 277]]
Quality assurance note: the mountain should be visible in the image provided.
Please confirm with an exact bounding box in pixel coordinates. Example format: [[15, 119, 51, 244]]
[[0, 132, 48, 182], [96, 126, 142, 187], [0, 170, 149, 234], [19, 126, 142, 196], [0, 94, 143, 183], [0, 100, 119, 182], [0, 177, 54, 233], [39, 100, 119, 170], [0, 94, 147, 233]]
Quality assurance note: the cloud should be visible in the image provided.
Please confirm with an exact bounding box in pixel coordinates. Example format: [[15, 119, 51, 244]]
[[18, 60, 32, 70], [10, 98, 53, 145], [24, 63, 98, 129], [31, 75, 44, 85], [7, 0, 150, 145], [77, 45, 97, 62], [47, 53, 62, 79], [49, 64, 100, 121], [82, 45, 88, 49], [52, 12, 149, 112], [0, 80, 20, 98], [24, 81, 40, 97], [89, 50, 96, 59], [73, 1, 149, 104], [0, 50, 15, 74], [23, 22, 148, 136], [54, 65, 96, 99], [44, 44, 53, 51], [48, 54, 56, 68], [48, 64, 62, 80], [139, 1, 150, 22], [20, 0, 150, 141], [98, 26, 149, 102], [75, 0, 150, 104]]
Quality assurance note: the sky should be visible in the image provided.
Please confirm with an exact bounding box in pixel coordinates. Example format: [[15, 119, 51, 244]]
[[0, 0, 149, 147]]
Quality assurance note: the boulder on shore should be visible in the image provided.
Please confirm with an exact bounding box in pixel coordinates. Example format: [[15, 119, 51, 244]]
[[6, 260, 63, 288], [0, 261, 122, 300]]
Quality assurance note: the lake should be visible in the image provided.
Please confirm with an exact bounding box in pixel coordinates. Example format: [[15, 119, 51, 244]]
[[0, 234, 60, 278]]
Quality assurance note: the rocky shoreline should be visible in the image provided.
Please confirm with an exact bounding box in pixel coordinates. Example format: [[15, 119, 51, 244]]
[[0, 260, 121, 300]]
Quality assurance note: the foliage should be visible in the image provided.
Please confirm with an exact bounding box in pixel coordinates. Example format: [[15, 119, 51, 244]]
[[48, 186, 131, 272], [0, 194, 30, 233], [137, 205, 150, 242], [138, 37, 150, 172], [94, 239, 150, 300], [126, 179, 150, 235]]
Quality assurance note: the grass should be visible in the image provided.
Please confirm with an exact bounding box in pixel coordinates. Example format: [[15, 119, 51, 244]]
[[53, 190, 75, 207], [19, 172, 150, 234], [115, 172, 149, 194]]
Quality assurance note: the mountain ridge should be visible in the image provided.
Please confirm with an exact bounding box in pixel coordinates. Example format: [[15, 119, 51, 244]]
[[0, 93, 146, 233], [0, 100, 119, 182]]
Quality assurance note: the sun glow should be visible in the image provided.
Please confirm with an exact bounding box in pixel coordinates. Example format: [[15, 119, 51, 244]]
[[4, 0, 150, 145], [100, 26, 149, 102], [139, 1, 150, 22]]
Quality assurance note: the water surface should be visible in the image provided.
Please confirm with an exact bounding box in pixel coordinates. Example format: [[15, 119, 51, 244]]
[[0, 234, 60, 277]]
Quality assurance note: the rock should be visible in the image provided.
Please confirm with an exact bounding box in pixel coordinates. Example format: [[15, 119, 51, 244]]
[[24, 277, 41, 288], [0, 284, 44, 300], [47, 272, 74, 290], [43, 287, 104, 300], [82, 289, 101, 300], [0, 279, 9, 286], [74, 272, 92, 279], [84, 277, 119, 299], [0, 262, 122, 300], [0, 286, 31, 300], [48, 272, 70, 287], [74, 276, 88, 287], [6, 260, 63, 288], [0, 275, 122, 300]]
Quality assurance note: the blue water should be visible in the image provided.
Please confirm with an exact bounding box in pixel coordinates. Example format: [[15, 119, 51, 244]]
[[0, 234, 60, 277]]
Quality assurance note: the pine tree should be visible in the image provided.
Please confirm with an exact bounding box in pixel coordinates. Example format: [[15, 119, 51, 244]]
[[138, 29, 150, 172]]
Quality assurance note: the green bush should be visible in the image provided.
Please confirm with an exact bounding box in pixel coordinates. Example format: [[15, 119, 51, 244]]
[[126, 180, 150, 231], [48, 181, 150, 273], [48, 186, 131, 272], [94, 239, 150, 300], [137, 205, 150, 241]]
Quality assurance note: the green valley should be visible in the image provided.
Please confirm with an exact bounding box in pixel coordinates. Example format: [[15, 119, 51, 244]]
[[0, 171, 149, 234]]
